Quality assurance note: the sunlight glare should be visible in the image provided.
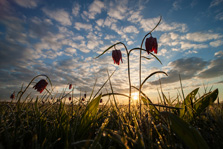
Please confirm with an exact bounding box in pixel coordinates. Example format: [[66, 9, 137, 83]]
[[132, 92, 139, 101]]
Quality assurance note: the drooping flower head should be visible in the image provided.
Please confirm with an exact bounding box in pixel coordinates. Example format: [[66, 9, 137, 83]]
[[145, 35, 158, 54], [69, 97, 71, 101], [82, 98, 85, 101], [10, 92, 15, 99], [84, 93, 86, 98], [100, 99, 102, 103], [112, 49, 123, 65], [33, 79, 48, 93], [69, 84, 72, 90]]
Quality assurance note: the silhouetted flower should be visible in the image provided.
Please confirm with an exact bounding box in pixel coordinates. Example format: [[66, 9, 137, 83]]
[[69, 97, 71, 101], [69, 84, 72, 90], [100, 99, 102, 103], [112, 50, 123, 65], [84, 93, 86, 98], [33, 79, 48, 93], [145, 36, 158, 54], [82, 98, 85, 101], [10, 92, 15, 99]]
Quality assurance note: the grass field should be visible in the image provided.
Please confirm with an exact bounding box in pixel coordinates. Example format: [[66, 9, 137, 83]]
[[0, 86, 222, 149]]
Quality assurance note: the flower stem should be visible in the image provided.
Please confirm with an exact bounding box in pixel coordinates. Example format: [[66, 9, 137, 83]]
[[119, 42, 132, 115], [139, 16, 162, 118]]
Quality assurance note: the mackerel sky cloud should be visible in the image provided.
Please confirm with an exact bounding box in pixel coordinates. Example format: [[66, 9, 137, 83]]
[[0, 0, 223, 103]]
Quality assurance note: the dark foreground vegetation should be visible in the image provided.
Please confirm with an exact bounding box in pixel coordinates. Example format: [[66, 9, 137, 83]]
[[0, 90, 222, 149]]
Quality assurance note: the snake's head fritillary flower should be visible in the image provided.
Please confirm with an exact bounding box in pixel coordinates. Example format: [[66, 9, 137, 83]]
[[10, 92, 15, 99], [84, 93, 86, 98], [145, 36, 158, 54], [69, 97, 71, 101], [82, 98, 85, 101], [112, 50, 123, 65], [33, 79, 48, 93], [69, 84, 72, 90], [100, 99, 102, 103]]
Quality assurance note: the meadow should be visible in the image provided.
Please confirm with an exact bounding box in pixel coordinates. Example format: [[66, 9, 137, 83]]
[[1, 16, 223, 149], [0, 84, 222, 149]]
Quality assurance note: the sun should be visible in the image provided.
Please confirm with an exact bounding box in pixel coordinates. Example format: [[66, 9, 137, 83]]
[[132, 92, 139, 101]]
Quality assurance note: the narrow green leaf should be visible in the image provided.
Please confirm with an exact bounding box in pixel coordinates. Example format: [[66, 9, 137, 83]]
[[141, 56, 151, 61], [185, 88, 199, 107], [141, 71, 167, 88], [180, 88, 199, 119], [161, 112, 209, 149], [102, 93, 130, 98], [162, 92, 171, 106], [92, 69, 116, 99], [79, 94, 102, 138], [193, 89, 218, 116], [149, 52, 162, 65]]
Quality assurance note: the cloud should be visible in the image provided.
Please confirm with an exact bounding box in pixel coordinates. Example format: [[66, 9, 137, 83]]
[[157, 49, 168, 57], [13, 0, 39, 8], [215, 12, 223, 20], [86, 32, 103, 51], [159, 31, 222, 52], [29, 17, 54, 38], [54, 58, 80, 70], [42, 8, 72, 26], [72, 35, 84, 41], [159, 32, 180, 46], [150, 57, 208, 85], [72, 2, 80, 16], [209, 0, 223, 7], [84, 0, 105, 19], [198, 57, 223, 79], [172, 0, 182, 10], [87, 40, 100, 49], [127, 41, 134, 45], [34, 31, 66, 52], [127, 10, 142, 23], [214, 51, 223, 57], [96, 19, 104, 26], [123, 25, 139, 34], [140, 17, 187, 33], [185, 32, 222, 42], [104, 17, 117, 27], [0, 41, 38, 69], [107, 0, 128, 20], [210, 40, 223, 47], [77, 41, 91, 53], [180, 42, 208, 50], [74, 22, 92, 31], [104, 35, 116, 40]]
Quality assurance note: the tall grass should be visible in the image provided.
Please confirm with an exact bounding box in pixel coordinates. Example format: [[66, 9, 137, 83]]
[[0, 74, 221, 148]]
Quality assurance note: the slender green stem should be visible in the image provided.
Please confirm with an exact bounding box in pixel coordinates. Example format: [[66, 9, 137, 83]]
[[96, 41, 132, 114], [139, 16, 162, 118], [129, 48, 146, 55], [106, 42, 132, 115], [118, 42, 132, 115], [107, 70, 120, 112]]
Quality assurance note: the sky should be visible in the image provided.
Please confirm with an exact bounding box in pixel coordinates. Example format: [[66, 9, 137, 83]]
[[0, 0, 223, 104]]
